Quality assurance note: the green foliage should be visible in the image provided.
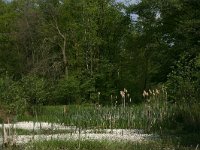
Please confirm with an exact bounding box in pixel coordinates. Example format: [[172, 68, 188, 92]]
[[172, 103, 200, 132], [0, 0, 200, 138], [21, 76, 48, 105], [164, 53, 200, 133], [79, 75, 96, 102], [166, 53, 200, 103], [0, 74, 26, 114], [0, 75, 48, 115], [53, 76, 81, 104], [22, 140, 193, 150], [16, 103, 200, 148]]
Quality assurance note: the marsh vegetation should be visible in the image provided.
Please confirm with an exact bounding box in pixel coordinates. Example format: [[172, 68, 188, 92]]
[[0, 0, 200, 149]]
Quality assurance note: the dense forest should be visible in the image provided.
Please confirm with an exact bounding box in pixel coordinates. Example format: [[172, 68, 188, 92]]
[[0, 0, 199, 116]]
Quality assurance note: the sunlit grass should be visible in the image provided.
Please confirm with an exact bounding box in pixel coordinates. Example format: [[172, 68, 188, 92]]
[[18, 139, 197, 150]]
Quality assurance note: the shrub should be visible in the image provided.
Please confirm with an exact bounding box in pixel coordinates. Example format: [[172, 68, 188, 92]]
[[0, 75, 26, 114], [162, 53, 200, 133], [53, 76, 81, 104], [0, 75, 48, 115], [166, 53, 200, 103], [21, 76, 48, 105]]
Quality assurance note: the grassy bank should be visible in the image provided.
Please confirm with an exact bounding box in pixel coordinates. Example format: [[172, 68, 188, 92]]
[[3, 139, 198, 150], [1, 91, 200, 149]]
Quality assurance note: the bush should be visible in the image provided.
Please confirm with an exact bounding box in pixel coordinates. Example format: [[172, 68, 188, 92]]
[[53, 76, 81, 104], [21, 76, 48, 105], [162, 53, 200, 133], [166, 53, 200, 103], [0, 74, 48, 115], [0, 75, 26, 114]]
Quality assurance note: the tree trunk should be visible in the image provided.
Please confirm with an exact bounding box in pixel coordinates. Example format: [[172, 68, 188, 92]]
[[62, 35, 68, 78], [53, 18, 69, 78]]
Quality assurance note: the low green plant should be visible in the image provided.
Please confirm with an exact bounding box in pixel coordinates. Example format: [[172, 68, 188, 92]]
[[20, 139, 196, 150]]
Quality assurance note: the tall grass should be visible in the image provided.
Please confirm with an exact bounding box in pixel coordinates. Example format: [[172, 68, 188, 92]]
[[14, 85, 200, 136], [15, 87, 170, 133], [2, 86, 200, 149]]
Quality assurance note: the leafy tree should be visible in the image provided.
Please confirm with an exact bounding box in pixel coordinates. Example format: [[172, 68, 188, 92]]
[[126, 0, 200, 102], [0, 1, 20, 76]]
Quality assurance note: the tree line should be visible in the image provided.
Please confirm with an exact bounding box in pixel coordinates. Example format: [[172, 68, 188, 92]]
[[0, 0, 199, 113]]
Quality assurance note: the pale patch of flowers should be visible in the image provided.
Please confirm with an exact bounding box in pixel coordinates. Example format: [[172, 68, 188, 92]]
[[0, 122, 158, 145]]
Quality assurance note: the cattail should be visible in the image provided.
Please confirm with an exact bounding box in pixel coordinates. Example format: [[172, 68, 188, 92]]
[[146, 91, 149, 96], [143, 90, 149, 97], [98, 92, 101, 104], [111, 94, 113, 106], [120, 91, 125, 98], [124, 88, 128, 93], [143, 91, 145, 97], [156, 89, 160, 95], [63, 105, 67, 114], [120, 91, 126, 108], [152, 90, 155, 96], [149, 89, 152, 95]]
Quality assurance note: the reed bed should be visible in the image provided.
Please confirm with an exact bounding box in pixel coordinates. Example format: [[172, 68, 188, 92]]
[[16, 87, 172, 134], [1, 87, 200, 149]]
